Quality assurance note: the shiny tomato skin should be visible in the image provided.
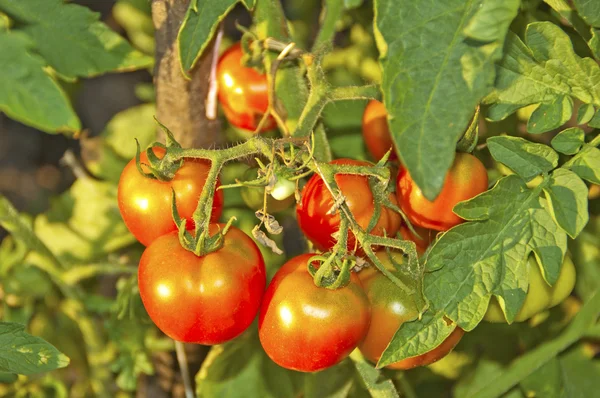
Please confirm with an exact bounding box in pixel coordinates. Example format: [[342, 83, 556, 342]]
[[118, 147, 224, 246], [396, 152, 488, 231], [296, 159, 402, 252], [258, 254, 371, 372], [358, 251, 463, 369], [216, 43, 276, 132], [138, 225, 266, 345], [362, 100, 397, 161]]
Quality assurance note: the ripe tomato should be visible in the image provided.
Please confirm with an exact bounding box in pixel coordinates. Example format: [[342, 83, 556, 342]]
[[258, 254, 371, 372], [484, 255, 576, 323], [138, 225, 266, 344], [296, 159, 401, 252], [396, 152, 488, 231], [118, 147, 224, 246], [216, 43, 275, 132], [358, 251, 463, 369], [362, 100, 397, 161]]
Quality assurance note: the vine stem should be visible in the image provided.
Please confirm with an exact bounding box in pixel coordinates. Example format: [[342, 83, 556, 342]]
[[175, 341, 194, 398]]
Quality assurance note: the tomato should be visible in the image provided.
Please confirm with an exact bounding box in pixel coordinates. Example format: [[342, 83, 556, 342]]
[[216, 43, 275, 132], [399, 224, 434, 256], [358, 251, 463, 369], [362, 100, 397, 161], [118, 147, 224, 246], [396, 152, 488, 231], [484, 255, 576, 323], [241, 168, 295, 213], [138, 225, 266, 344], [258, 254, 371, 372], [296, 159, 402, 252]]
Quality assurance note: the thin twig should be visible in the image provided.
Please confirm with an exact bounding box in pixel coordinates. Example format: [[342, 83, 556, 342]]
[[175, 341, 194, 398], [206, 24, 224, 120]]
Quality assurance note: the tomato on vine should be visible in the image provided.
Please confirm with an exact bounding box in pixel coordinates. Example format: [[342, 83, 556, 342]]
[[241, 167, 295, 213], [118, 146, 224, 246], [485, 255, 576, 323], [396, 152, 488, 231], [258, 254, 371, 372], [216, 43, 275, 132], [358, 251, 463, 369], [138, 225, 266, 345], [296, 158, 401, 251], [362, 100, 397, 161]]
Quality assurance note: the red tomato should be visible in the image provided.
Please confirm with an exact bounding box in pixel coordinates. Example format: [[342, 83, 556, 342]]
[[118, 147, 224, 246], [362, 100, 397, 161], [296, 159, 402, 252], [216, 43, 276, 132], [396, 153, 488, 231], [358, 251, 464, 369], [138, 225, 266, 345], [258, 254, 371, 372]]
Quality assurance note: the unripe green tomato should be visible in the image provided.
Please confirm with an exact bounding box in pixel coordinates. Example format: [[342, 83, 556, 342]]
[[270, 177, 295, 201], [241, 168, 295, 213], [484, 255, 576, 323]]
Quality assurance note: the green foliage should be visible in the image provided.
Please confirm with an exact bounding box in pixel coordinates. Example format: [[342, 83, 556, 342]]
[[488, 136, 559, 181], [375, 0, 516, 200], [0, 322, 69, 376], [551, 127, 585, 155]]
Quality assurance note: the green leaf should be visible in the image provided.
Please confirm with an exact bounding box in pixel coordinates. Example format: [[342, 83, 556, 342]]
[[303, 360, 357, 398], [0, 0, 152, 78], [588, 108, 600, 128], [196, 331, 302, 398], [543, 168, 589, 238], [570, 216, 600, 301], [551, 127, 585, 155], [113, 0, 155, 55], [469, 291, 600, 398], [488, 136, 559, 181], [577, 103, 595, 124], [526, 96, 573, 134], [590, 28, 600, 59], [0, 322, 69, 375], [573, 0, 600, 27], [494, 23, 600, 109], [565, 145, 600, 184], [254, 0, 308, 134], [103, 104, 157, 160], [387, 176, 568, 357], [350, 352, 398, 397], [375, 0, 512, 200], [34, 178, 136, 263], [519, 358, 562, 398], [543, 0, 593, 44], [178, 0, 238, 72], [0, 32, 79, 134], [463, 0, 520, 43], [329, 134, 368, 161]]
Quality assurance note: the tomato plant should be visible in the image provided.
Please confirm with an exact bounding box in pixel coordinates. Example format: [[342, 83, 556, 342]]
[[296, 158, 401, 251], [240, 167, 295, 213], [358, 251, 463, 369], [118, 146, 224, 246], [216, 43, 275, 132], [396, 152, 488, 231], [485, 255, 576, 323], [138, 225, 266, 344], [362, 99, 397, 161], [258, 254, 371, 372]]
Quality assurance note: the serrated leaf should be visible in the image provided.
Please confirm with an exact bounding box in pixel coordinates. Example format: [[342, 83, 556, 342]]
[[573, 0, 600, 27], [0, 32, 79, 133], [375, 0, 510, 200], [0, 0, 152, 78], [526, 96, 573, 134], [178, 0, 238, 72], [488, 136, 559, 181], [565, 145, 600, 184], [35, 178, 136, 263], [0, 322, 69, 375], [254, 0, 308, 135], [551, 127, 585, 155], [405, 177, 567, 341], [463, 0, 520, 43], [543, 168, 589, 238], [494, 23, 600, 109], [576, 103, 595, 124]]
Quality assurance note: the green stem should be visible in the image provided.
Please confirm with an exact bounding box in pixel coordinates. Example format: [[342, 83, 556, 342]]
[[329, 84, 380, 101]]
